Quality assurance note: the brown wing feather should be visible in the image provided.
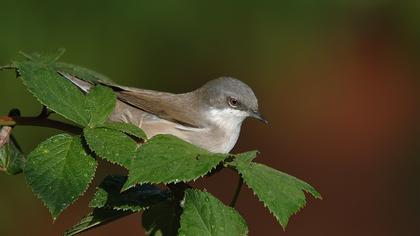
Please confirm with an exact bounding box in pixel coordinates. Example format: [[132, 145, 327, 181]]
[[58, 74, 202, 128], [116, 88, 202, 128]]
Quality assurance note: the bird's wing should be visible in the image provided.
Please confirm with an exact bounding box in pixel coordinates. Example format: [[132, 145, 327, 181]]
[[116, 88, 202, 128], [58, 71, 202, 128]]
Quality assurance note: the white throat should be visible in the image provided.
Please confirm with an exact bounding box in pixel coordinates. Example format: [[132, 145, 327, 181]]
[[206, 108, 248, 153]]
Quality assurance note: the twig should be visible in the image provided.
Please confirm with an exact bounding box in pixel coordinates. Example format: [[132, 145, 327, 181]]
[[0, 115, 82, 134], [38, 106, 53, 119], [230, 175, 243, 208]]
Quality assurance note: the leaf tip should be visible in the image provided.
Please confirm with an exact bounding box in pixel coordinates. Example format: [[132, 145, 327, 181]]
[[303, 184, 322, 200], [18, 51, 33, 60], [314, 192, 323, 200], [50, 209, 61, 222], [121, 182, 133, 192], [0, 64, 16, 71]]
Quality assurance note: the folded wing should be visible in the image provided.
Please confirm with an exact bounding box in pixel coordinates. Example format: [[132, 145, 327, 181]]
[[59, 72, 202, 128]]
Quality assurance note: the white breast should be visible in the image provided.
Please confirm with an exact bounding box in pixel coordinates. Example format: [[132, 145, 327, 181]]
[[206, 108, 248, 153], [110, 102, 248, 154]]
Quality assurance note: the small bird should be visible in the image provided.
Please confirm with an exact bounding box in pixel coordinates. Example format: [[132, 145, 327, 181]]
[[60, 73, 267, 153]]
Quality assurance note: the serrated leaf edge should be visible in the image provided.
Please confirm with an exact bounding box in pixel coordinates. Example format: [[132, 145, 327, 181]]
[[178, 189, 249, 236], [88, 186, 148, 213], [24, 134, 98, 220], [236, 162, 321, 229], [82, 128, 136, 168], [17, 68, 89, 127], [122, 155, 225, 191], [101, 122, 148, 141]]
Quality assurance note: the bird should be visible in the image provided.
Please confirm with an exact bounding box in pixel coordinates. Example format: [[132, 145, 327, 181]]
[[60, 73, 267, 153]]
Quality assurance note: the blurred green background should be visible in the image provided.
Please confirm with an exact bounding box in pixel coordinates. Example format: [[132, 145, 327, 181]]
[[1, 0, 420, 235]]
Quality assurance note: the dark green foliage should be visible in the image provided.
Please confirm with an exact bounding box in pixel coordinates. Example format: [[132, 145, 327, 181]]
[[178, 189, 248, 236], [85, 85, 116, 127], [124, 135, 228, 190], [17, 56, 90, 126], [84, 127, 138, 167], [89, 175, 170, 212], [101, 121, 147, 140], [142, 200, 181, 236], [231, 153, 322, 228], [24, 134, 97, 219]]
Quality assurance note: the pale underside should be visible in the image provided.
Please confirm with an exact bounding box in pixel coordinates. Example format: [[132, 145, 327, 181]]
[[109, 101, 246, 153]]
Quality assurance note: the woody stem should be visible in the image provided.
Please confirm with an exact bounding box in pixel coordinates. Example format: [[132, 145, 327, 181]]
[[0, 115, 82, 134]]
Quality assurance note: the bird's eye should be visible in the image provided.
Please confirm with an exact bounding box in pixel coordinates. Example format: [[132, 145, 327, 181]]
[[228, 97, 240, 108]]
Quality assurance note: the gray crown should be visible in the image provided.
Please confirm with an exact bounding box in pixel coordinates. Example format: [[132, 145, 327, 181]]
[[198, 77, 259, 112]]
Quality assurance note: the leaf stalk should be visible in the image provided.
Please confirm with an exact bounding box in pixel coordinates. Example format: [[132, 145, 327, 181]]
[[230, 175, 243, 208]]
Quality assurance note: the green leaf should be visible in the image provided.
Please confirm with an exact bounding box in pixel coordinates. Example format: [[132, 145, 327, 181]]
[[124, 135, 227, 190], [64, 208, 132, 236], [85, 85, 116, 127], [231, 156, 322, 229], [17, 59, 89, 126], [102, 121, 147, 140], [20, 48, 65, 64], [0, 64, 17, 70], [178, 189, 248, 236], [84, 127, 137, 167], [231, 151, 258, 164], [16, 53, 117, 128], [55, 62, 113, 83], [142, 200, 181, 236], [89, 175, 170, 212], [24, 134, 97, 219], [0, 135, 25, 175]]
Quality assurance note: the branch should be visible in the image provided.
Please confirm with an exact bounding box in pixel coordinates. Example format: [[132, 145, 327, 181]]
[[0, 115, 82, 134]]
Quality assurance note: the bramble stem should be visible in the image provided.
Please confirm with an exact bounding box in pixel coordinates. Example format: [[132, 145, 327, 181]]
[[230, 175, 243, 207], [0, 115, 82, 134]]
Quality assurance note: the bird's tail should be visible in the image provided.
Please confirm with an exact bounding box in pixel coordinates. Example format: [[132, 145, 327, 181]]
[[58, 72, 94, 93]]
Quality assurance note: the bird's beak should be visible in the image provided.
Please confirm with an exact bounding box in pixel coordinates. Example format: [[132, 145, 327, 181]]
[[250, 110, 268, 124]]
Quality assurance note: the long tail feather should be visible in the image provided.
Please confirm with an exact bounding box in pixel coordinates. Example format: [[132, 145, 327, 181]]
[[58, 71, 93, 92]]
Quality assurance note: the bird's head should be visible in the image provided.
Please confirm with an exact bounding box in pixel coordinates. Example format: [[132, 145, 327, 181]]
[[198, 77, 267, 126]]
